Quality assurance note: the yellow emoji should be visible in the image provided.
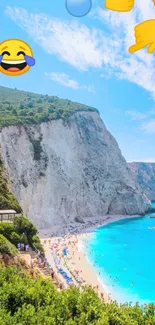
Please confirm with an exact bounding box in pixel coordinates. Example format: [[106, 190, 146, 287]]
[[0, 39, 35, 76], [129, 20, 155, 53], [105, 0, 135, 12]]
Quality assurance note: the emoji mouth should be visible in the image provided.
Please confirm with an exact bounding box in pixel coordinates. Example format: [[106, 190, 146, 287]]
[[1, 60, 27, 72]]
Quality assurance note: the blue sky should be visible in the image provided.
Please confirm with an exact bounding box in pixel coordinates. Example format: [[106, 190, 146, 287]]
[[0, 0, 155, 162]]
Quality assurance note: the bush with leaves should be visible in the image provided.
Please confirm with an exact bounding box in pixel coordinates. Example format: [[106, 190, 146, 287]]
[[1, 266, 155, 324], [0, 86, 98, 128], [0, 155, 22, 213], [0, 235, 18, 257], [0, 217, 44, 254]]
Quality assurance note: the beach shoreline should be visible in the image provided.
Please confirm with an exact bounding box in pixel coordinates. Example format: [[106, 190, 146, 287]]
[[40, 214, 144, 302]]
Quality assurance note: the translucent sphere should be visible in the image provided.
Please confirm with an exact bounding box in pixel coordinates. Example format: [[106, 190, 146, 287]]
[[65, 0, 92, 17]]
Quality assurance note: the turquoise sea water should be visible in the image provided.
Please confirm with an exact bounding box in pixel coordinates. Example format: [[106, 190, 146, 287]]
[[86, 202, 155, 304]]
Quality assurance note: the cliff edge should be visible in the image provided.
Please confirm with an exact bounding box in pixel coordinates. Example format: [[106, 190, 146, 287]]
[[128, 162, 155, 201], [0, 110, 152, 228]]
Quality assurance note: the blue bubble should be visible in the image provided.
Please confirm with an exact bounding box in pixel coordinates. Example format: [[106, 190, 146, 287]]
[[0, 55, 2, 63], [66, 0, 92, 17], [24, 55, 35, 66]]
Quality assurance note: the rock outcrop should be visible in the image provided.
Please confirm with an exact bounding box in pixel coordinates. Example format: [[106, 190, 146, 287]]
[[128, 162, 155, 201], [0, 111, 152, 229]]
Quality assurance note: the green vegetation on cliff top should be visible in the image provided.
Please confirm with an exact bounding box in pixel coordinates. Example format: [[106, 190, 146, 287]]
[[0, 234, 18, 257], [0, 86, 98, 128], [0, 156, 22, 212], [0, 216, 44, 256], [0, 86, 97, 209], [1, 265, 155, 325]]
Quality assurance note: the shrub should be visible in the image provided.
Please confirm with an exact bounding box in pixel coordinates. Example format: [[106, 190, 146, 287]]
[[32, 138, 43, 161], [32, 235, 44, 256], [0, 86, 98, 129], [0, 155, 22, 213], [1, 266, 155, 324], [9, 232, 21, 246], [0, 224, 20, 246], [13, 216, 37, 238], [13, 216, 44, 254], [20, 233, 28, 245], [0, 217, 44, 254], [0, 234, 18, 257]]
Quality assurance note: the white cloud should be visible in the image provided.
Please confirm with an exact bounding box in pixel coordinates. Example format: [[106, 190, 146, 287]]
[[127, 110, 155, 121], [100, 69, 113, 79], [143, 158, 155, 162], [131, 158, 155, 163], [4, 2, 155, 98], [92, 1, 155, 97], [141, 119, 155, 133], [45, 72, 79, 89], [82, 84, 96, 94], [45, 72, 95, 93], [5, 6, 109, 71]]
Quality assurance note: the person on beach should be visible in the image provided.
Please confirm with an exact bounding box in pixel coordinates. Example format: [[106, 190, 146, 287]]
[[51, 270, 55, 279]]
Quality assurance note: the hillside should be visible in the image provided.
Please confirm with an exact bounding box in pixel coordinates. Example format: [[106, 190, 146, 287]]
[[0, 86, 152, 230], [0, 86, 98, 128], [128, 162, 155, 201], [0, 155, 22, 212], [2, 264, 155, 325]]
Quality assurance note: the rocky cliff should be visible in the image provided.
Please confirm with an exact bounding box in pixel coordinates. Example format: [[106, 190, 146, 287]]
[[128, 162, 155, 201], [0, 110, 152, 229]]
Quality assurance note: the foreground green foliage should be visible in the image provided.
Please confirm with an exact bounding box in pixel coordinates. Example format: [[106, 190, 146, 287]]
[[0, 266, 155, 325], [0, 234, 18, 257], [0, 216, 44, 255], [0, 155, 22, 212], [0, 86, 98, 128]]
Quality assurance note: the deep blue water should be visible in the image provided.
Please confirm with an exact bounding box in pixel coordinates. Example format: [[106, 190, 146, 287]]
[[86, 202, 155, 304]]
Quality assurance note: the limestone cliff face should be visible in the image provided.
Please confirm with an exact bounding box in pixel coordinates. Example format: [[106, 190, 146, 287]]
[[128, 162, 155, 201], [0, 111, 152, 228]]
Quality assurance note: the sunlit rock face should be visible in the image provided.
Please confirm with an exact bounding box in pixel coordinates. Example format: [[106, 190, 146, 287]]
[[0, 111, 152, 229], [128, 162, 155, 201]]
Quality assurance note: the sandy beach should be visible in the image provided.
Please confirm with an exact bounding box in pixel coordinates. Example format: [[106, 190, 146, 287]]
[[40, 214, 143, 302]]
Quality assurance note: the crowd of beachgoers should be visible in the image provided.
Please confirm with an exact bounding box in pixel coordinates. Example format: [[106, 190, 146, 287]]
[[41, 228, 113, 302], [40, 214, 143, 302], [42, 236, 86, 287]]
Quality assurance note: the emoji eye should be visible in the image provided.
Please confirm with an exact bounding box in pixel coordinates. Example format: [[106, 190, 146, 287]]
[[1, 51, 10, 56], [17, 51, 25, 56]]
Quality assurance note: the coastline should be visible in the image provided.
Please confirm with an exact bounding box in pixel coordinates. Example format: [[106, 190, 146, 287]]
[[40, 213, 144, 302]]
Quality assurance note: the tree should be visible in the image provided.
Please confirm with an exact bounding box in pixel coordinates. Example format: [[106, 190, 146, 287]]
[[13, 216, 37, 238], [19, 103, 25, 109], [20, 234, 28, 245], [0, 235, 18, 257], [29, 111, 34, 116], [27, 102, 33, 108], [0, 223, 14, 237], [19, 111, 27, 116], [1, 265, 155, 324], [48, 106, 55, 113], [10, 232, 21, 246], [12, 108, 17, 115], [37, 106, 43, 113]]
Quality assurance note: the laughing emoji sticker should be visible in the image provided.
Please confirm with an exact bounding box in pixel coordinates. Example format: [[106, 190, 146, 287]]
[[0, 39, 35, 76]]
